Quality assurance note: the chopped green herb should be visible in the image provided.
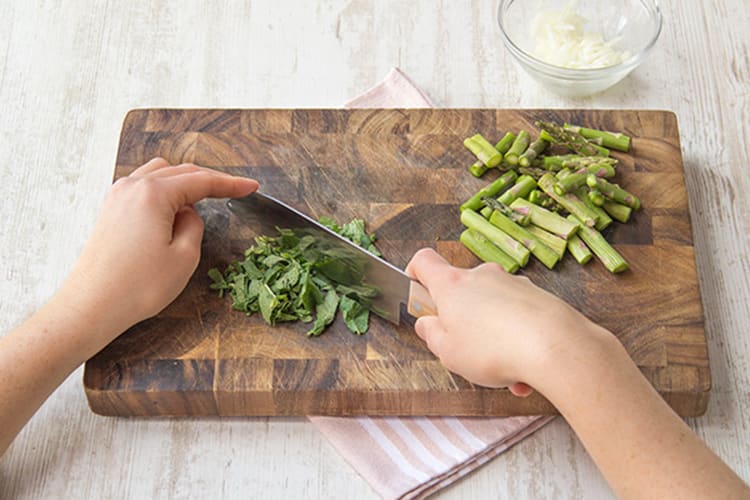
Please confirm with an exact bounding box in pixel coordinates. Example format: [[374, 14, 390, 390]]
[[209, 216, 382, 336]]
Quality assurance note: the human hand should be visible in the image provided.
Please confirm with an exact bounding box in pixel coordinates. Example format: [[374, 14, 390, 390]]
[[59, 158, 258, 338], [405, 248, 609, 396]]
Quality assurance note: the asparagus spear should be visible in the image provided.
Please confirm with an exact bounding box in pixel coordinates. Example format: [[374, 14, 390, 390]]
[[460, 229, 520, 274], [588, 189, 605, 206], [469, 160, 488, 177], [518, 166, 549, 179], [554, 172, 589, 195], [556, 168, 573, 179], [480, 174, 537, 217], [464, 133, 503, 168], [488, 211, 560, 269], [528, 189, 547, 205], [460, 209, 531, 266], [568, 215, 629, 273], [498, 174, 537, 204], [536, 121, 610, 157], [563, 123, 631, 152], [503, 130, 530, 165], [576, 187, 613, 231], [494, 132, 517, 154], [567, 234, 593, 265], [544, 155, 618, 175], [526, 225, 567, 259], [510, 198, 580, 239], [543, 154, 580, 171], [602, 200, 632, 223], [586, 175, 641, 210], [538, 173, 598, 228], [482, 196, 531, 226], [519, 136, 549, 167], [460, 170, 518, 212]]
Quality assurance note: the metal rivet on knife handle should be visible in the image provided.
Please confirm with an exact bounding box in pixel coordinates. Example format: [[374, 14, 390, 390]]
[[407, 281, 437, 318]]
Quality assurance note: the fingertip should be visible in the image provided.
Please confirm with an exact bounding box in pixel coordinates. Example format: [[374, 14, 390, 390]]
[[508, 383, 534, 398], [414, 316, 429, 340], [232, 177, 259, 198]]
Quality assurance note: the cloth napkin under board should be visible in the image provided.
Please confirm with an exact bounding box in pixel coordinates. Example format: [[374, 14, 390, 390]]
[[309, 68, 555, 500]]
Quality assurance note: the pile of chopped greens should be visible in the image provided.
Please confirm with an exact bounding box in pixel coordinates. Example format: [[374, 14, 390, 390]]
[[209, 217, 381, 336]]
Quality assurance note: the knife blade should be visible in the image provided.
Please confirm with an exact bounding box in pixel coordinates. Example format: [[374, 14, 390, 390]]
[[227, 191, 435, 324]]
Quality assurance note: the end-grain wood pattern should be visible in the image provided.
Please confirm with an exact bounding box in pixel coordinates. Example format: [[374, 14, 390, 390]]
[[83, 108, 709, 417]]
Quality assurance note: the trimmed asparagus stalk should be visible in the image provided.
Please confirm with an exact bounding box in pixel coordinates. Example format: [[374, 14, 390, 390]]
[[588, 189, 605, 206], [556, 168, 573, 180], [602, 200, 632, 223], [460, 170, 518, 212], [518, 166, 549, 179], [543, 154, 579, 171], [503, 130, 530, 165], [545, 155, 618, 173], [576, 187, 613, 231], [469, 160, 488, 177], [488, 211, 560, 269], [563, 123, 631, 152], [460, 209, 531, 266], [526, 225, 567, 259], [567, 234, 593, 265], [498, 174, 537, 204], [480, 174, 537, 217], [519, 136, 549, 166], [482, 196, 531, 226], [494, 132, 517, 154], [586, 175, 641, 210], [554, 172, 589, 195], [538, 173, 599, 228], [568, 215, 629, 273], [510, 198, 580, 239], [536, 121, 610, 157], [464, 133, 503, 167], [528, 189, 546, 205], [460, 229, 520, 274]]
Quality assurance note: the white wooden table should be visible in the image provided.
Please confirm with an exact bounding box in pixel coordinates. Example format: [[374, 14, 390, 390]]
[[1, 1, 748, 498]]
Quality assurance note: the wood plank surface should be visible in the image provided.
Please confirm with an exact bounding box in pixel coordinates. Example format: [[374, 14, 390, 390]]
[[1, 1, 748, 499], [83, 108, 709, 417]]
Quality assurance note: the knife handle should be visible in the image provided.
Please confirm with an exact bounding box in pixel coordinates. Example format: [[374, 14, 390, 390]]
[[407, 281, 437, 318]]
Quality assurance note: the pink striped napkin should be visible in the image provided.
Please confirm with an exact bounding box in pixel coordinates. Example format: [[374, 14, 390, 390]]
[[309, 68, 555, 500]]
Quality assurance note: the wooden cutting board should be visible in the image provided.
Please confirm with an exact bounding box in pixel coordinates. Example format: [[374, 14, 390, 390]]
[[83, 108, 709, 417]]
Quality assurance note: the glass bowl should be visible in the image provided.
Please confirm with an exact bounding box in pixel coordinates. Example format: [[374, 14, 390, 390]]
[[498, 0, 663, 97]]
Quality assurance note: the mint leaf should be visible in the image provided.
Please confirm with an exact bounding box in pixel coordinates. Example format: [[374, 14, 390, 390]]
[[210, 214, 383, 336], [307, 291, 339, 336], [340, 295, 369, 335]]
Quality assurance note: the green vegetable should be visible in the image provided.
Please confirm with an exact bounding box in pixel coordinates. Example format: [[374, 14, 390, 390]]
[[460, 170, 518, 212], [518, 136, 548, 167], [460, 209, 531, 267], [503, 130, 530, 165], [509, 198, 580, 239], [567, 235, 593, 265], [488, 211, 560, 269], [460, 121, 642, 274], [568, 215, 629, 273], [563, 123, 631, 152], [459, 229, 520, 274], [469, 160, 488, 177], [586, 175, 641, 210], [536, 121, 610, 157], [494, 132, 517, 154], [209, 216, 382, 336], [464, 133, 503, 168]]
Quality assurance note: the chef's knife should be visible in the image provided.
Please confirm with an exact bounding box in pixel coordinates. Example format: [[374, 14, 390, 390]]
[[227, 192, 435, 324]]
